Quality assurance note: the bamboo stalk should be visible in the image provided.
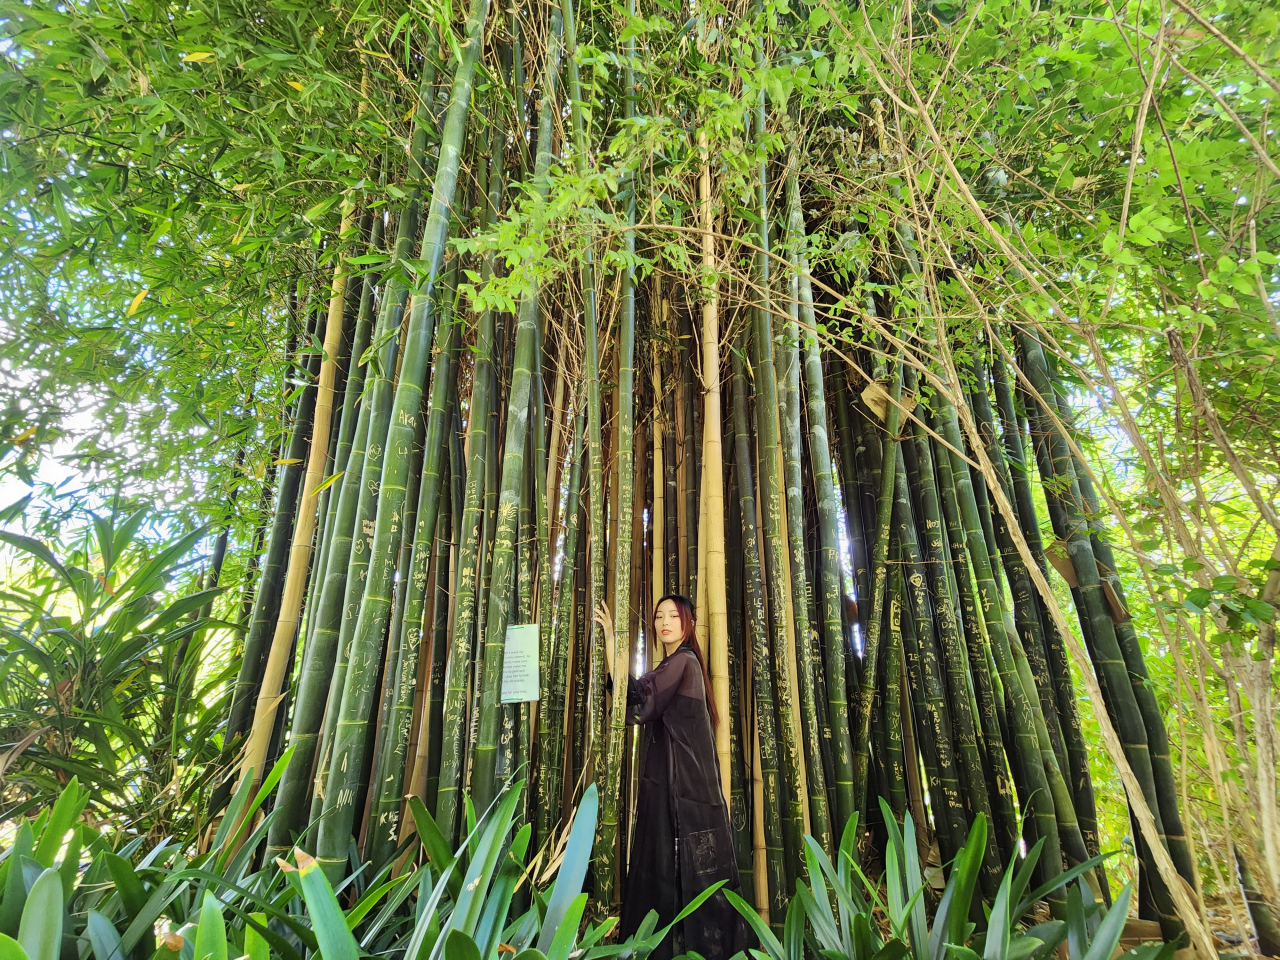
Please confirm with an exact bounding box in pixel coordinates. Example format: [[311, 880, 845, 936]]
[[597, 6, 638, 898], [891, 444, 969, 863], [990, 356, 1099, 860], [851, 357, 902, 824], [732, 349, 786, 921], [238, 195, 358, 801], [699, 131, 732, 804], [538, 413, 584, 842], [901, 403, 1000, 890], [780, 195, 830, 853]]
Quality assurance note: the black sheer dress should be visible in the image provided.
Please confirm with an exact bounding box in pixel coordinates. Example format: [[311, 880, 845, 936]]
[[618, 642, 748, 960]]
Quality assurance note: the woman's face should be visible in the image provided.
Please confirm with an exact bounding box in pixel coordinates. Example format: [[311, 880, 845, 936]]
[[654, 599, 684, 648]]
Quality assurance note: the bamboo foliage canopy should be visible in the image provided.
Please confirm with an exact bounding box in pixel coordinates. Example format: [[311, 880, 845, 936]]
[[0, 0, 1277, 951]]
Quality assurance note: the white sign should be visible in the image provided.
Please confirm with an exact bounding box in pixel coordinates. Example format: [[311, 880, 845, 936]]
[[501, 623, 540, 703]]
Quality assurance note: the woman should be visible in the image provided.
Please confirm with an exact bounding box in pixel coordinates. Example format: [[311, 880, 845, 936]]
[[595, 594, 748, 960]]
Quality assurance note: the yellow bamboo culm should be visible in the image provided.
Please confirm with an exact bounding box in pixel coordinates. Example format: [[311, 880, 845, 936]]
[[651, 343, 666, 670], [236, 199, 356, 802], [698, 129, 731, 802]]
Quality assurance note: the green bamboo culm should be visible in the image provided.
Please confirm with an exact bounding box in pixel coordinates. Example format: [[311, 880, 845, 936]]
[[929, 409, 1019, 863], [731, 348, 786, 923], [1015, 329, 1181, 932], [598, 0, 637, 903], [964, 358, 1095, 882], [468, 264, 541, 814], [260, 215, 383, 854], [538, 411, 584, 843], [434, 142, 503, 844], [1050, 379, 1192, 887], [789, 182, 855, 838], [473, 1, 564, 816], [307, 149, 436, 832], [883, 569, 907, 819], [748, 36, 805, 878], [900, 392, 1000, 895], [850, 354, 902, 825], [363, 267, 462, 869], [989, 354, 1099, 864], [933, 392, 1064, 901], [313, 0, 490, 878], [890, 441, 969, 864], [303, 205, 378, 653], [423, 424, 459, 813], [558, 0, 608, 805], [780, 172, 830, 856]]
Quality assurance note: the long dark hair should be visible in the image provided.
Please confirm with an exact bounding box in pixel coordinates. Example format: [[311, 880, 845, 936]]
[[651, 593, 719, 728]]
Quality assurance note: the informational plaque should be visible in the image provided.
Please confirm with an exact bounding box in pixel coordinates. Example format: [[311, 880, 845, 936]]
[[501, 623, 540, 703]]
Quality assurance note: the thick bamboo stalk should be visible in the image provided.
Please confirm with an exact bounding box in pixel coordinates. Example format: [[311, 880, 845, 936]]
[[779, 216, 830, 854], [731, 350, 786, 921], [792, 224, 855, 837], [309, 198, 428, 830], [929, 412, 1019, 862], [901, 402, 999, 892], [699, 131, 732, 804], [884, 578, 906, 820], [238, 197, 357, 798], [1050, 381, 1195, 880], [851, 358, 902, 823], [470, 281, 540, 812], [558, 0, 607, 803], [990, 357, 1099, 860], [933, 396, 1064, 897], [598, 9, 638, 900], [748, 79, 805, 876], [364, 277, 462, 868], [966, 362, 1095, 878], [651, 347, 666, 623], [538, 413, 583, 842], [269, 216, 384, 849], [891, 446, 969, 863], [314, 28, 487, 869]]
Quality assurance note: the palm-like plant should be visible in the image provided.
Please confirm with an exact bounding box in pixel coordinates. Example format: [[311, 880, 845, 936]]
[[0, 509, 232, 837], [0, 770, 712, 960], [729, 805, 1151, 960]]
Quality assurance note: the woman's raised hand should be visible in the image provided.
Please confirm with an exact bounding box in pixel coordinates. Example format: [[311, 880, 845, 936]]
[[593, 600, 616, 678]]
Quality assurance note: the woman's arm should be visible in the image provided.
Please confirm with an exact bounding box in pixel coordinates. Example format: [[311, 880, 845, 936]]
[[593, 600, 616, 681]]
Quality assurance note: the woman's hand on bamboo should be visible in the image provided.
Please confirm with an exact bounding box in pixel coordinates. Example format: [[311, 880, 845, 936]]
[[593, 600, 615, 680]]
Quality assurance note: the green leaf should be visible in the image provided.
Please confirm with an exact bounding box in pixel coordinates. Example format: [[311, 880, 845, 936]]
[[290, 854, 358, 960], [0, 934, 29, 960], [86, 911, 124, 960], [537, 783, 597, 954], [545, 893, 587, 960], [104, 854, 148, 921], [0, 825, 33, 935], [17, 870, 62, 960], [243, 914, 270, 960], [408, 797, 463, 902], [193, 892, 227, 960], [1081, 884, 1133, 960], [444, 931, 481, 960], [0, 533, 73, 589]]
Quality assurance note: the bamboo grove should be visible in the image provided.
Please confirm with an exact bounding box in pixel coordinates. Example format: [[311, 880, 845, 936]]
[[6, 0, 1279, 951], [197, 0, 1208, 943]]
